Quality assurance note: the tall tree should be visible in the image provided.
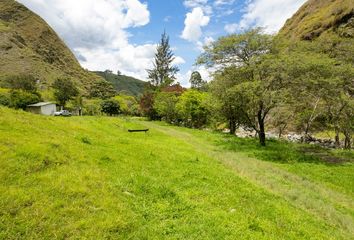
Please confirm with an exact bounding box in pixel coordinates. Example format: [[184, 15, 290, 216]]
[[190, 71, 207, 91], [198, 29, 277, 146], [147, 32, 179, 87], [52, 77, 79, 107]]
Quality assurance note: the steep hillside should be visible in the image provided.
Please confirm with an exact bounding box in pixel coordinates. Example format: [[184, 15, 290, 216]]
[[94, 71, 148, 97], [0, 0, 103, 92], [279, 0, 353, 40]]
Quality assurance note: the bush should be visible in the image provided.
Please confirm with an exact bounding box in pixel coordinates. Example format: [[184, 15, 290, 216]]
[[9, 90, 42, 110], [82, 99, 103, 116], [176, 90, 209, 128], [154, 92, 179, 123], [113, 95, 140, 116], [0, 89, 10, 106], [101, 99, 121, 116]]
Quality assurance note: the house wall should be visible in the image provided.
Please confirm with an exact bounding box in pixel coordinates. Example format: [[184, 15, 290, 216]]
[[27, 107, 41, 115], [40, 104, 56, 115]]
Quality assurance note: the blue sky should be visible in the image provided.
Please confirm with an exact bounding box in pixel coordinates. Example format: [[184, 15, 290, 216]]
[[17, 0, 307, 86]]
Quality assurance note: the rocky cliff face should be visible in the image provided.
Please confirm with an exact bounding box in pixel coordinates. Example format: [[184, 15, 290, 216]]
[[0, 0, 103, 91]]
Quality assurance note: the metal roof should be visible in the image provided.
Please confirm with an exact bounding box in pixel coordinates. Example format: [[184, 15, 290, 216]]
[[27, 102, 55, 107]]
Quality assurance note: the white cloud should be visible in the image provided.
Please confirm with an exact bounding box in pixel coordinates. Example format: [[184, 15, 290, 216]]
[[173, 56, 186, 65], [16, 0, 185, 80], [224, 23, 238, 34], [197, 36, 215, 51], [177, 65, 211, 87], [181, 7, 210, 42], [183, 0, 212, 15], [214, 0, 235, 7], [226, 0, 306, 34]]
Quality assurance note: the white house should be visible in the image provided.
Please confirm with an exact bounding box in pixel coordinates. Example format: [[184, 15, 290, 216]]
[[27, 102, 56, 116]]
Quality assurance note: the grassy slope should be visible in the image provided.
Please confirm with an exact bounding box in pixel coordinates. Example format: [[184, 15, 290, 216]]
[[94, 71, 148, 97], [279, 0, 353, 40], [0, 0, 103, 92], [0, 107, 353, 239]]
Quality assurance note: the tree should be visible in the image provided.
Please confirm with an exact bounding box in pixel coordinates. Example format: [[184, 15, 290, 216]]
[[101, 99, 120, 116], [52, 77, 79, 107], [154, 92, 179, 123], [89, 80, 116, 99], [197, 28, 273, 68], [198, 29, 278, 146], [147, 32, 179, 87], [176, 89, 209, 128], [114, 95, 140, 116], [139, 92, 159, 120], [9, 90, 41, 110], [190, 71, 207, 91]]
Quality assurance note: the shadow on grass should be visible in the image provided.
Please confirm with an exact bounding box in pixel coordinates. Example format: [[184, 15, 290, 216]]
[[215, 134, 353, 165]]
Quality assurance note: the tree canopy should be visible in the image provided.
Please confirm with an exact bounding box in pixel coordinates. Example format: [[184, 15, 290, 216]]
[[147, 32, 179, 87]]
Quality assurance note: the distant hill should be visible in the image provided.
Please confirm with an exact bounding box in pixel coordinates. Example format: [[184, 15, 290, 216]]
[[279, 0, 353, 40], [0, 0, 103, 92], [94, 71, 148, 97]]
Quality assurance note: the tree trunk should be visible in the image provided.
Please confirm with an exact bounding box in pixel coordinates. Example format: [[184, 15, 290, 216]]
[[278, 128, 283, 139], [344, 130, 352, 149], [229, 118, 236, 135], [258, 111, 266, 146], [335, 127, 340, 147]]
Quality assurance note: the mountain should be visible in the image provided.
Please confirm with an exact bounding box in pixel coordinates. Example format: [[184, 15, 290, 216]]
[[94, 71, 148, 97], [279, 0, 353, 40], [0, 0, 103, 92]]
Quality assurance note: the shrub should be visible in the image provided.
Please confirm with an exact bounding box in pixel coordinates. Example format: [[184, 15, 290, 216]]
[[113, 95, 140, 116], [9, 90, 42, 110], [0, 89, 10, 106], [101, 99, 121, 116], [82, 99, 103, 116], [176, 90, 209, 128], [154, 92, 179, 123]]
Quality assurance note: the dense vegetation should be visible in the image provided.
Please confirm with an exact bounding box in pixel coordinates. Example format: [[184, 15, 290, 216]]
[[140, 27, 353, 148], [94, 70, 147, 97], [0, 107, 353, 239]]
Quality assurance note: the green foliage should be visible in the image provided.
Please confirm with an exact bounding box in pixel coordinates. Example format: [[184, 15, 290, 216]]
[[153, 92, 179, 123], [101, 98, 121, 116], [198, 28, 273, 67], [176, 89, 209, 128], [200, 29, 281, 145], [0, 88, 10, 106], [147, 32, 179, 87], [9, 90, 41, 110], [52, 77, 79, 107], [189, 71, 207, 91], [82, 98, 102, 116], [94, 71, 147, 97], [113, 95, 140, 116], [89, 80, 116, 99]]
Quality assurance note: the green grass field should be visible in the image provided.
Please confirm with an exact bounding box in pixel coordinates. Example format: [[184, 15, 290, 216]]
[[0, 107, 353, 239]]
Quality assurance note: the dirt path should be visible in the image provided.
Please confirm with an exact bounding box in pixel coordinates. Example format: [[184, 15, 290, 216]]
[[140, 121, 354, 237]]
